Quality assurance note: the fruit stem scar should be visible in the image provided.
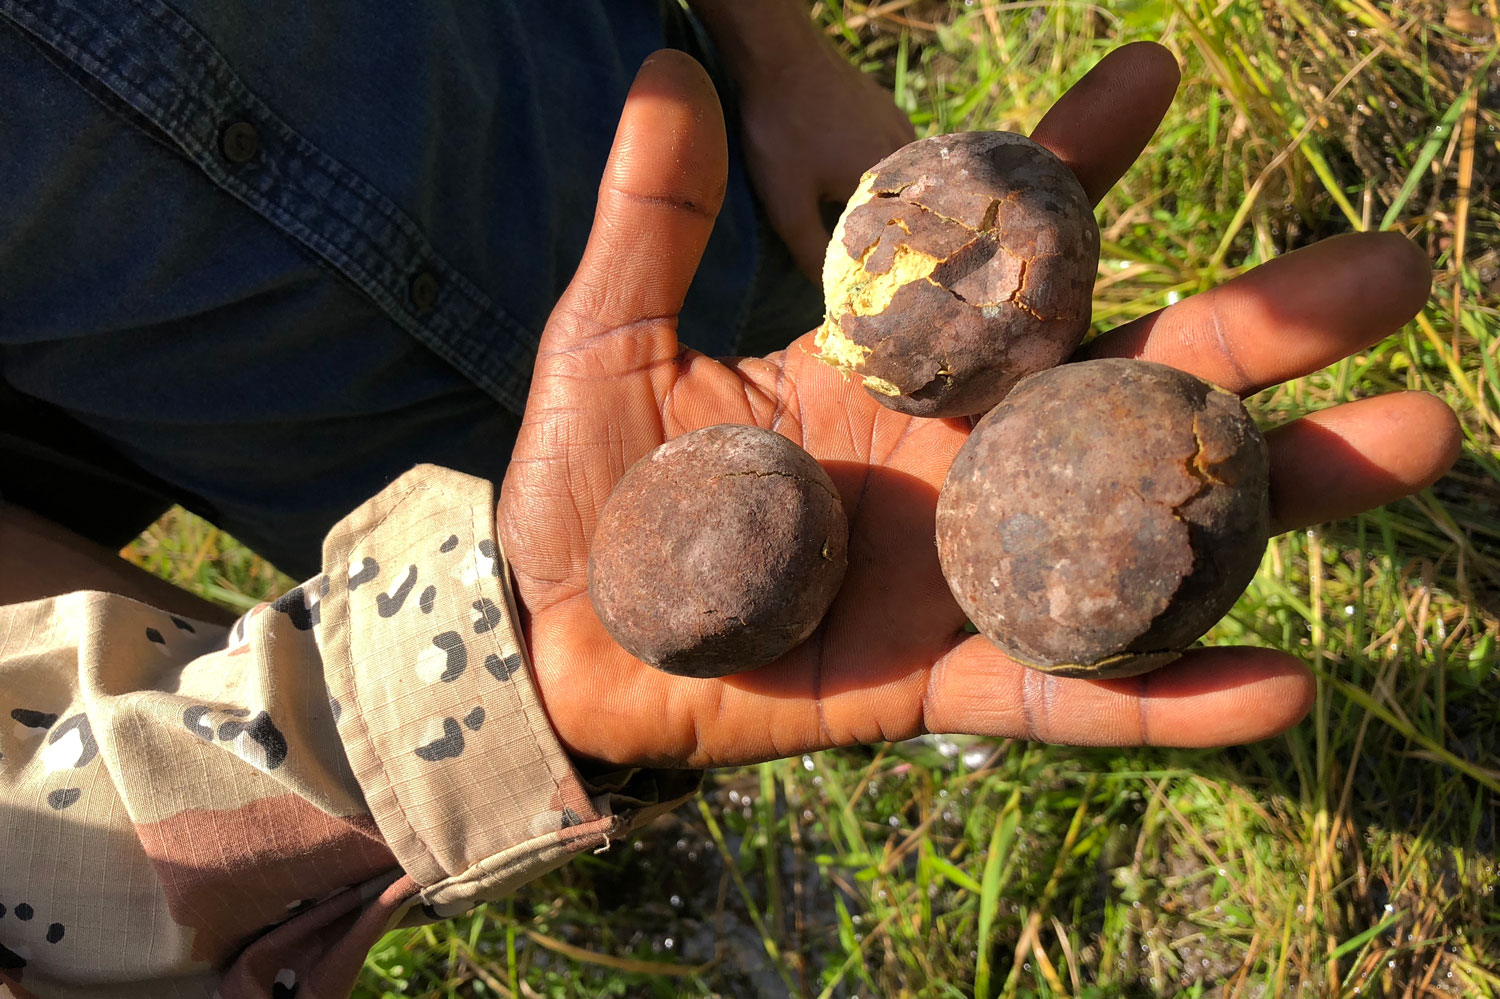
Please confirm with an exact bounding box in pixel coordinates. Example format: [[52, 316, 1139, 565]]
[[980, 197, 1002, 231], [1183, 412, 1228, 503]]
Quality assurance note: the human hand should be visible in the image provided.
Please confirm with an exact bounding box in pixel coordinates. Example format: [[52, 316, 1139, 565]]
[[498, 46, 1460, 770], [729, 19, 915, 281]]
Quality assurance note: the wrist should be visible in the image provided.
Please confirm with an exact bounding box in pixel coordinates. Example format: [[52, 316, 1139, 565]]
[[685, 0, 828, 86]]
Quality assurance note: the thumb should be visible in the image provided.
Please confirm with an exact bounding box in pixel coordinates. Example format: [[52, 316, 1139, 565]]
[[536, 49, 729, 375], [502, 50, 727, 608]]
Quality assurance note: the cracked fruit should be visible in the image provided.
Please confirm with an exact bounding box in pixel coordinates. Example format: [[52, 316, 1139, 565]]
[[935, 359, 1270, 678], [588, 424, 849, 678], [816, 131, 1099, 418]]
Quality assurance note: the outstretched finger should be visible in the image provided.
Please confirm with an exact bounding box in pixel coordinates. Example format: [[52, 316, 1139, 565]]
[[923, 640, 1314, 748], [1266, 391, 1462, 533], [503, 50, 729, 609], [1081, 232, 1432, 394], [538, 49, 729, 369], [1031, 41, 1181, 205]]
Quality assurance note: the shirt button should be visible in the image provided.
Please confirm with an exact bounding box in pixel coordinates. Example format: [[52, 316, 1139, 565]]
[[219, 121, 261, 164], [409, 270, 440, 314]]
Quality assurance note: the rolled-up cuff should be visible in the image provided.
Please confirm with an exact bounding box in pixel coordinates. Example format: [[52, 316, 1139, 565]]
[[316, 465, 699, 914]]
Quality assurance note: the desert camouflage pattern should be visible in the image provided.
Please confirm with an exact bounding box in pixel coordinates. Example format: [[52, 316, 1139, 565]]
[[0, 466, 699, 998]]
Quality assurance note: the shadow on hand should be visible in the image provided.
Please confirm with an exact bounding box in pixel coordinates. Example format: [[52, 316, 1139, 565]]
[[717, 459, 952, 705]]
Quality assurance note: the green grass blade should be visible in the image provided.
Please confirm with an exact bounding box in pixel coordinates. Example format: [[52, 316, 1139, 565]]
[[974, 787, 1023, 999], [1379, 46, 1498, 230]]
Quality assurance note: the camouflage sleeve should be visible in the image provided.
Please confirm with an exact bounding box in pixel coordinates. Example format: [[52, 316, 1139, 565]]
[[0, 465, 701, 999]]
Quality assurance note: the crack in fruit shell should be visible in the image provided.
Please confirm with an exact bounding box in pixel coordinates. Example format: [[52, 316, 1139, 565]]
[[935, 359, 1270, 677], [818, 132, 1100, 418]]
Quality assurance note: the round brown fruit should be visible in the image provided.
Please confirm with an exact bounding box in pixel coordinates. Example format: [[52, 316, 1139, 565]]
[[816, 131, 1099, 418], [588, 424, 849, 678], [935, 359, 1270, 678]]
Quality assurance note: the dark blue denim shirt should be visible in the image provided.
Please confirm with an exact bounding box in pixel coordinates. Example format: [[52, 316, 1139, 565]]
[[0, 0, 818, 575]]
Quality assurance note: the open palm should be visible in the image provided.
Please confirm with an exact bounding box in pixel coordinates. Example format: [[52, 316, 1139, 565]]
[[497, 47, 1459, 770]]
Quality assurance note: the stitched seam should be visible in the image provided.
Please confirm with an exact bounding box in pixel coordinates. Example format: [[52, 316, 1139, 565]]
[[134, 0, 508, 322], [472, 495, 542, 830], [419, 816, 628, 902], [0, 0, 536, 412], [466, 495, 556, 826], [327, 475, 436, 878]]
